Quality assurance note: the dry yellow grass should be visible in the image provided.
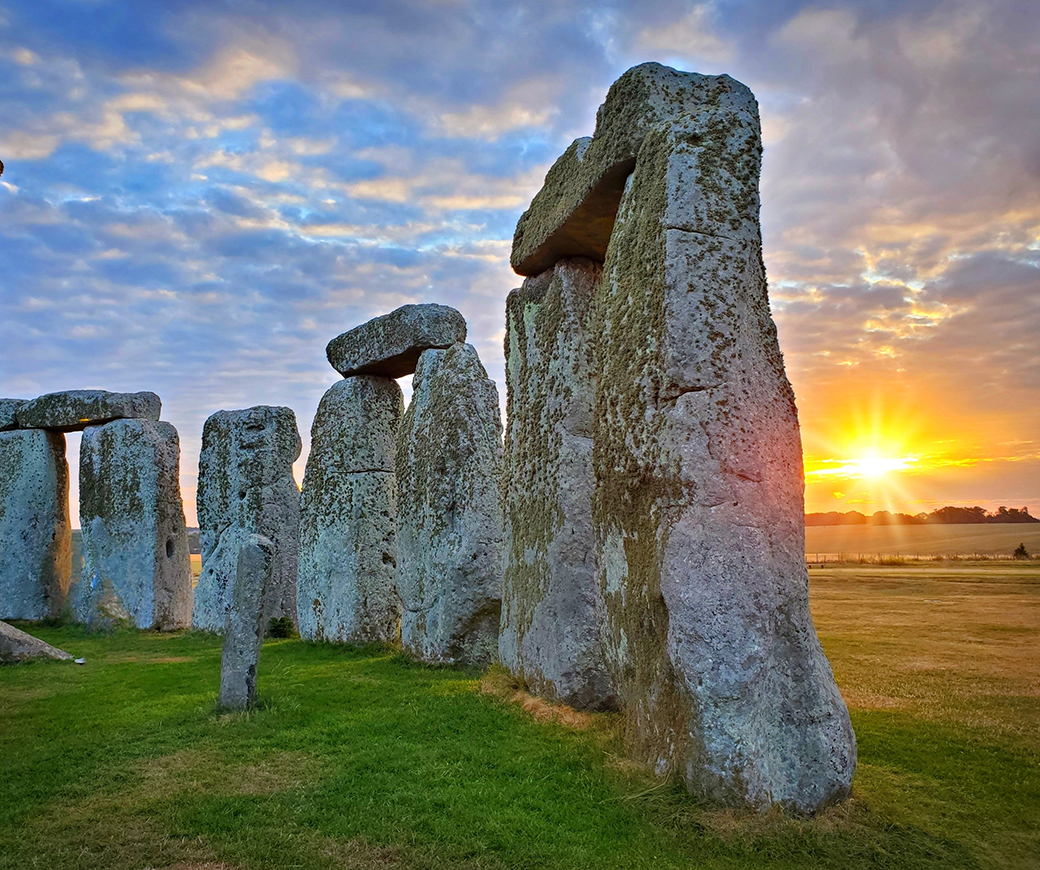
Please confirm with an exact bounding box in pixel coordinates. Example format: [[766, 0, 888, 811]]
[[809, 562, 1040, 741], [805, 522, 1040, 558]]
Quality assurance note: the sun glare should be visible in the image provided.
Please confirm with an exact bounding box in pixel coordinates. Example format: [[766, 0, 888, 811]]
[[806, 450, 918, 480]]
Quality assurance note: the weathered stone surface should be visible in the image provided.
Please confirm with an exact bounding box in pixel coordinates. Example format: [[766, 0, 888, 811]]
[[395, 342, 503, 667], [588, 77, 855, 812], [0, 430, 71, 620], [326, 304, 467, 379], [500, 259, 615, 710], [511, 62, 756, 276], [0, 399, 26, 431], [298, 377, 402, 643], [74, 419, 192, 630], [0, 620, 74, 663], [16, 390, 161, 432], [192, 406, 301, 633], [219, 534, 275, 709]]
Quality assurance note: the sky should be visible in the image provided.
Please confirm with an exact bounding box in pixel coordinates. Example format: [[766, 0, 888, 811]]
[[1, 0, 1038, 526]]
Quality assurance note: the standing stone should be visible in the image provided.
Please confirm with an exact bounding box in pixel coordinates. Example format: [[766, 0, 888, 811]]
[[298, 377, 402, 643], [75, 419, 192, 630], [579, 65, 855, 812], [500, 259, 615, 710], [219, 534, 275, 709], [0, 430, 71, 620], [0, 398, 26, 431], [396, 342, 503, 667], [192, 406, 301, 633], [326, 304, 467, 379], [16, 389, 161, 432]]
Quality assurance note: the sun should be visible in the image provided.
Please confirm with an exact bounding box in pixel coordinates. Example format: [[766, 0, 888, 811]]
[[846, 451, 914, 479]]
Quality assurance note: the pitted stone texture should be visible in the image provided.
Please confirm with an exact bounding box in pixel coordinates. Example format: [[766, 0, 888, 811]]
[[16, 390, 161, 432], [0, 430, 71, 620], [511, 62, 757, 276], [74, 419, 192, 630], [0, 621, 74, 663], [0, 399, 26, 431], [326, 304, 467, 379], [396, 343, 503, 667], [500, 260, 615, 710], [298, 377, 402, 643], [589, 83, 855, 813], [219, 534, 275, 709], [192, 406, 301, 633]]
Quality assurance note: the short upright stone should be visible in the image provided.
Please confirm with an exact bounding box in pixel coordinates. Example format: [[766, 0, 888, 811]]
[[0, 429, 71, 620], [326, 304, 466, 378], [298, 377, 403, 643], [16, 389, 161, 432], [193, 407, 301, 633], [75, 419, 192, 629], [500, 259, 615, 710], [219, 534, 275, 709], [396, 343, 503, 666]]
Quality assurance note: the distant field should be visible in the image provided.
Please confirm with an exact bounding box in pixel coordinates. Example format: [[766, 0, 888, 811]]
[[806, 522, 1040, 559]]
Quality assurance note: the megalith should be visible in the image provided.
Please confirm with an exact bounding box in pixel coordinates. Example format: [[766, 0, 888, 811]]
[[219, 534, 275, 709], [499, 259, 614, 710], [298, 377, 403, 643], [0, 429, 71, 620], [16, 389, 161, 432], [75, 419, 192, 630], [395, 342, 503, 666], [506, 63, 856, 813], [0, 620, 74, 663], [193, 406, 301, 633], [0, 398, 26, 431], [326, 303, 466, 378]]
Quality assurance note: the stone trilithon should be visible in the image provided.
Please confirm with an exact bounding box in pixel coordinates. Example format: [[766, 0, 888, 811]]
[[502, 62, 856, 813]]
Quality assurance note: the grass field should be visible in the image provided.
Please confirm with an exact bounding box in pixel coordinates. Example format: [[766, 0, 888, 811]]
[[805, 522, 1040, 559], [2, 562, 1038, 870]]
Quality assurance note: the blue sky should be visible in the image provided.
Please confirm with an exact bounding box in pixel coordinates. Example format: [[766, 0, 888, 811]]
[[1, 0, 1038, 524]]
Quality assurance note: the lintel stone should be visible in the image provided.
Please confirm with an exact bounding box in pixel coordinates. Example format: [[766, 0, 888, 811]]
[[510, 62, 757, 276], [0, 399, 26, 431], [16, 390, 161, 432], [326, 304, 466, 379]]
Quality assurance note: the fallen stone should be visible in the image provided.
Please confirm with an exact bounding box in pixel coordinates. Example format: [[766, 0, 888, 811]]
[[326, 304, 467, 379], [0, 429, 71, 620], [396, 342, 503, 667], [298, 377, 402, 643], [0, 620, 74, 663], [511, 62, 756, 276], [219, 534, 275, 709], [499, 259, 615, 710], [586, 69, 855, 812], [193, 406, 301, 633], [16, 390, 161, 432], [74, 419, 192, 630], [0, 398, 26, 431]]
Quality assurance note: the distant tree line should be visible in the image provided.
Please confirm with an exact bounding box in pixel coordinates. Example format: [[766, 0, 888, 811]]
[[806, 506, 1039, 526]]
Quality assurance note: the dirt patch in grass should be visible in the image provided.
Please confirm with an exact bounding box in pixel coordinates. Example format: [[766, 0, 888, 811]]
[[479, 668, 594, 730], [138, 748, 324, 797]]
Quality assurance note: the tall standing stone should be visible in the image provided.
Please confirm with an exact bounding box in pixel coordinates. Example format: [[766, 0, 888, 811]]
[[0, 429, 71, 620], [396, 342, 503, 667], [507, 63, 855, 813], [219, 534, 275, 709], [193, 406, 301, 633], [500, 259, 615, 710], [298, 377, 403, 643], [75, 419, 192, 630]]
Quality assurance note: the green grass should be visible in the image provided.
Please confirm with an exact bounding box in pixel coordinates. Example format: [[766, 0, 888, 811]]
[[2, 564, 1038, 869]]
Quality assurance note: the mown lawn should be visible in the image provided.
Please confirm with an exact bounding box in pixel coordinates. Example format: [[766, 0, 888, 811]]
[[2, 564, 1037, 870]]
